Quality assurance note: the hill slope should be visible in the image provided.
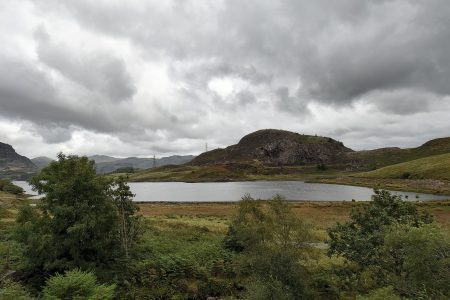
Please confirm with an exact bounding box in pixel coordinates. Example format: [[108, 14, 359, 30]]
[[0, 142, 37, 179], [31, 156, 53, 169], [192, 129, 353, 166], [350, 137, 450, 169], [357, 153, 450, 181]]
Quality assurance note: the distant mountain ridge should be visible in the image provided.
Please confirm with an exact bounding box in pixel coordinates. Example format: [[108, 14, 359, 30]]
[[31, 156, 54, 169], [0, 142, 37, 179], [91, 155, 196, 174]]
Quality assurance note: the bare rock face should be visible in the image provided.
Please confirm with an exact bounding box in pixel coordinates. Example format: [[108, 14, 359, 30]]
[[191, 129, 353, 166], [0, 142, 37, 179], [255, 138, 352, 165]]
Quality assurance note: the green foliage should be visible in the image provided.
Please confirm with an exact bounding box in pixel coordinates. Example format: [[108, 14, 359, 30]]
[[111, 176, 142, 258], [355, 286, 401, 300], [0, 179, 24, 195], [0, 279, 34, 300], [118, 218, 238, 299], [225, 195, 314, 299], [381, 224, 450, 299], [327, 189, 433, 267], [42, 269, 115, 300], [224, 194, 312, 252], [14, 154, 140, 281]]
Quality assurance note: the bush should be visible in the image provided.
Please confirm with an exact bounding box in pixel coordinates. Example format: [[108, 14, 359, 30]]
[[327, 189, 433, 267], [0, 279, 34, 300], [0, 179, 24, 195], [381, 224, 450, 298], [42, 269, 115, 300], [356, 286, 401, 300], [400, 172, 411, 179], [317, 163, 327, 171], [225, 195, 315, 299]]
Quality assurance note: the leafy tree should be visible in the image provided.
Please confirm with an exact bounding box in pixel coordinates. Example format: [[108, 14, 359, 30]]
[[42, 269, 115, 300], [14, 154, 140, 279], [225, 195, 314, 299], [111, 176, 141, 258], [327, 189, 433, 267], [381, 224, 450, 299]]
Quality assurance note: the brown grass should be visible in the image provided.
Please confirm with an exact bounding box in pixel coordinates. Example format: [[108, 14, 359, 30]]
[[138, 201, 450, 230]]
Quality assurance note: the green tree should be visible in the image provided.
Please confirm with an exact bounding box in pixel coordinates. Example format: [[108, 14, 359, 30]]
[[111, 176, 141, 258], [42, 269, 115, 300], [381, 224, 450, 299], [225, 195, 314, 299], [327, 189, 432, 267], [14, 154, 140, 278]]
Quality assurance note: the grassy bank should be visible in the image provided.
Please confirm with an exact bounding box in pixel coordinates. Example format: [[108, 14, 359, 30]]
[[311, 176, 450, 196], [358, 152, 450, 180], [126, 163, 353, 182], [137, 201, 450, 230]]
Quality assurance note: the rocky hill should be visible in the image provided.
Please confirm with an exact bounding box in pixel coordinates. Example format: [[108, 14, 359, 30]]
[[191, 129, 353, 166], [0, 142, 37, 179]]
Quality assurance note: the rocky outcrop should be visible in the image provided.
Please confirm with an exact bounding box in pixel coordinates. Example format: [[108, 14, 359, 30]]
[[191, 129, 353, 166], [0, 142, 37, 179]]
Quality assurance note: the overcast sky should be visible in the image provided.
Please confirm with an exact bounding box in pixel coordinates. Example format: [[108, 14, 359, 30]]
[[1, 0, 450, 158]]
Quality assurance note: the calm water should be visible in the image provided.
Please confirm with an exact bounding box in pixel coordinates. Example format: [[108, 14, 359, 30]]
[[13, 181, 450, 202]]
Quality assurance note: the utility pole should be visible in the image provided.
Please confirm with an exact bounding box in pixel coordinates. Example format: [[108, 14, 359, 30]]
[[205, 142, 208, 152], [153, 154, 156, 168]]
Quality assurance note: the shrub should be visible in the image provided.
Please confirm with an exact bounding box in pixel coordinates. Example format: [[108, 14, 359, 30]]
[[381, 224, 450, 298], [42, 269, 115, 300], [327, 189, 433, 267], [225, 195, 314, 299], [400, 172, 411, 179], [0, 279, 34, 300], [0, 179, 24, 195]]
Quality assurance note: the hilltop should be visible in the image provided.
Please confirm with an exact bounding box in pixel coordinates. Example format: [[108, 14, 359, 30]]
[[0, 142, 37, 179], [192, 129, 353, 166]]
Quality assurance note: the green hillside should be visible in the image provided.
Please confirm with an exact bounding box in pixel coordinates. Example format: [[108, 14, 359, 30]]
[[351, 137, 450, 169], [358, 152, 450, 180]]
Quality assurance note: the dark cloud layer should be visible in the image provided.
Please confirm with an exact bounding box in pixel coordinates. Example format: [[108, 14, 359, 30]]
[[0, 0, 449, 157]]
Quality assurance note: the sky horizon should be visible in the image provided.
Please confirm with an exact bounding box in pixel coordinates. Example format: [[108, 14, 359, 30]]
[[1, 1, 450, 159]]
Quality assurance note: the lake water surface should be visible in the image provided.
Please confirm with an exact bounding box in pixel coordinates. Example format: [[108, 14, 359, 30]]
[[14, 181, 450, 202]]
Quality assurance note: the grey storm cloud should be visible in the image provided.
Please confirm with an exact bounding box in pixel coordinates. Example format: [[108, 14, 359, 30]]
[[0, 58, 125, 135], [1, 0, 450, 157], [34, 0, 450, 106], [34, 26, 136, 102]]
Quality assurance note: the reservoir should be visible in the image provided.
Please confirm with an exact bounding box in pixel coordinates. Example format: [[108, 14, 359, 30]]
[[14, 181, 450, 202]]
